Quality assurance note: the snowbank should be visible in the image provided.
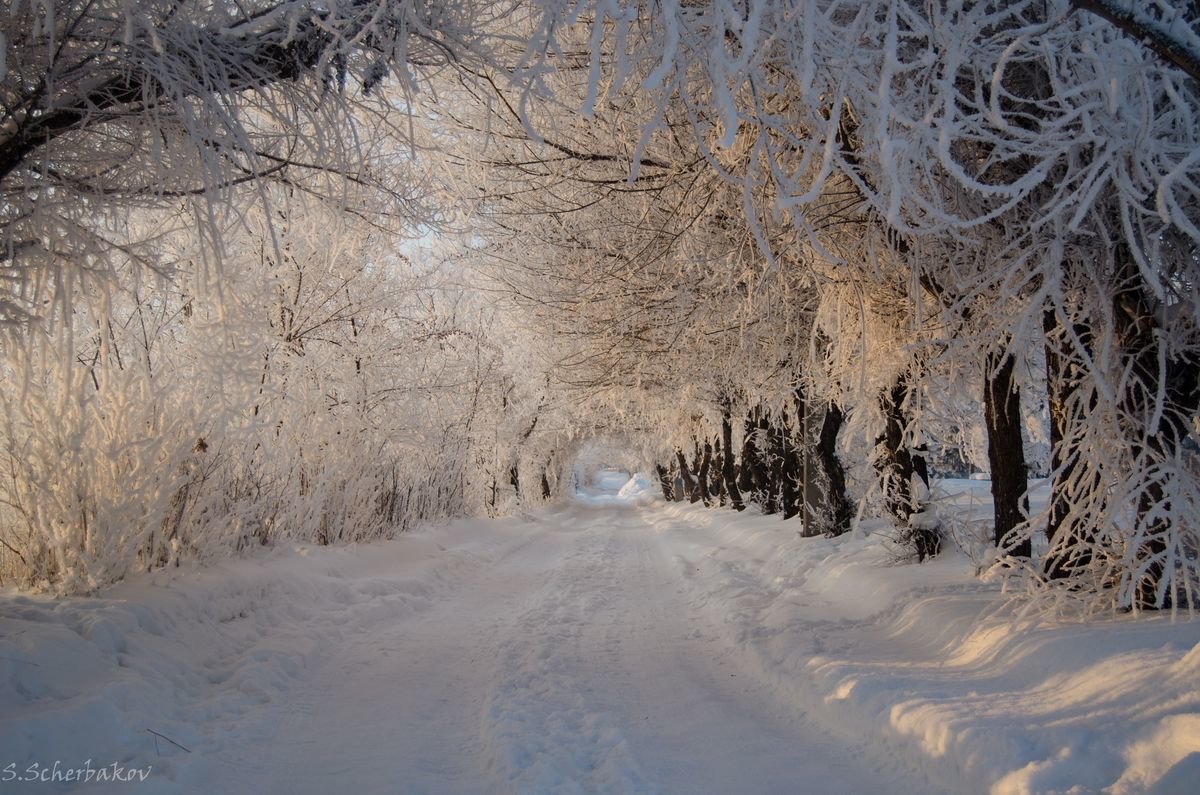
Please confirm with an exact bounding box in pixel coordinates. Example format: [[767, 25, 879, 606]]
[[648, 484, 1200, 795], [0, 517, 528, 793]]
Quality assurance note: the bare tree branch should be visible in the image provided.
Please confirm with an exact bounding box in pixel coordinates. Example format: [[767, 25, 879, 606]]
[[1071, 0, 1200, 82]]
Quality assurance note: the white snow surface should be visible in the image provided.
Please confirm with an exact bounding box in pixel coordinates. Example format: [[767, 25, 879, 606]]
[[2, 474, 1198, 794]]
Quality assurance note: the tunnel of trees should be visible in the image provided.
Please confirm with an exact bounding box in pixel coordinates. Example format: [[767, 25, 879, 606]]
[[0, 0, 1197, 613]]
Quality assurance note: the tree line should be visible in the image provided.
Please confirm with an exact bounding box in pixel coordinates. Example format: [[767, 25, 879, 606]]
[[1, 1, 1197, 612], [457, 0, 1200, 612]]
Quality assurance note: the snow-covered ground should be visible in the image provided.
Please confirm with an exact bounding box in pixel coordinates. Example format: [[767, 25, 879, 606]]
[[2, 474, 1198, 794]]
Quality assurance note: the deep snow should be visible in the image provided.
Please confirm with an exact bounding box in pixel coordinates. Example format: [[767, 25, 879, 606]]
[[1, 474, 1198, 794]]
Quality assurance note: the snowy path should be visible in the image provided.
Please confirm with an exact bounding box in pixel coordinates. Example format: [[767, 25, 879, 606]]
[[190, 501, 946, 795], [5, 477, 1197, 794]]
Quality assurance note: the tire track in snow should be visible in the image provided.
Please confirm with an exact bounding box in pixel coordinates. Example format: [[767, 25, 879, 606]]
[[189, 524, 574, 795], [191, 501, 956, 794], [481, 503, 946, 795], [482, 510, 654, 794]]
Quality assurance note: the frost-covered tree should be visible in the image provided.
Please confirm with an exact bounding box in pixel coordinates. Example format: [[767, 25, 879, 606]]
[[0, 0, 527, 327], [0, 189, 504, 589], [0, 0, 564, 589], [519, 0, 1200, 608]]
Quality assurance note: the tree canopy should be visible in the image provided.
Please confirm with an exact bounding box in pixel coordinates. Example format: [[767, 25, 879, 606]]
[[1, 0, 1197, 613]]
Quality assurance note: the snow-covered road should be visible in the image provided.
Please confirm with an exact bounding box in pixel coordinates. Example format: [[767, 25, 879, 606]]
[[4, 474, 1197, 794], [192, 499, 945, 795]]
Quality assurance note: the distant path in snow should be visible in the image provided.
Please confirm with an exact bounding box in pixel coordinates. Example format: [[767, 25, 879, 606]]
[[194, 499, 948, 795]]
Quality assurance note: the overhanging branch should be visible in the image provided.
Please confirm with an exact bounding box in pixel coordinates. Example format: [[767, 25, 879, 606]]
[[1071, 0, 1200, 82]]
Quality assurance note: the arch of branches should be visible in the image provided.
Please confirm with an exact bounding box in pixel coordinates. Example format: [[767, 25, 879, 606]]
[[1, 1, 1196, 613]]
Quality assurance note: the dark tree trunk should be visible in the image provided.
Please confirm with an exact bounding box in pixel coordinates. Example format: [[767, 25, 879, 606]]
[[877, 376, 925, 523], [739, 407, 771, 509], [1109, 245, 1200, 609], [912, 443, 930, 490], [507, 404, 543, 505], [877, 373, 938, 560], [710, 440, 727, 506], [984, 345, 1030, 556], [722, 409, 746, 511], [655, 463, 675, 501], [697, 441, 714, 507], [792, 386, 809, 532], [816, 402, 853, 536], [509, 463, 521, 498], [675, 447, 700, 503], [776, 410, 802, 520]]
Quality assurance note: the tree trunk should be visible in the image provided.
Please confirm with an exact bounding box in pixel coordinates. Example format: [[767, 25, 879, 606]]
[[877, 373, 938, 560], [739, 407, 771, 509], [793, 385, 822, 533], [816, 402, 853, 536], [675, 447, 700, 503], [1109, 244, 1200, 609], [509, 463, 521, 499], [877, 376, 926, 523], [722, 409, 746, 511], [710, 440, 727, 506], [655, 463, 675, 501], [697, 441, 714, 507], [984, 345, 1030, 556]]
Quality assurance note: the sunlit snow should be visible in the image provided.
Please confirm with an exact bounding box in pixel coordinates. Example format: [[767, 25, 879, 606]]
[[2, 476, 1196, 794]]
